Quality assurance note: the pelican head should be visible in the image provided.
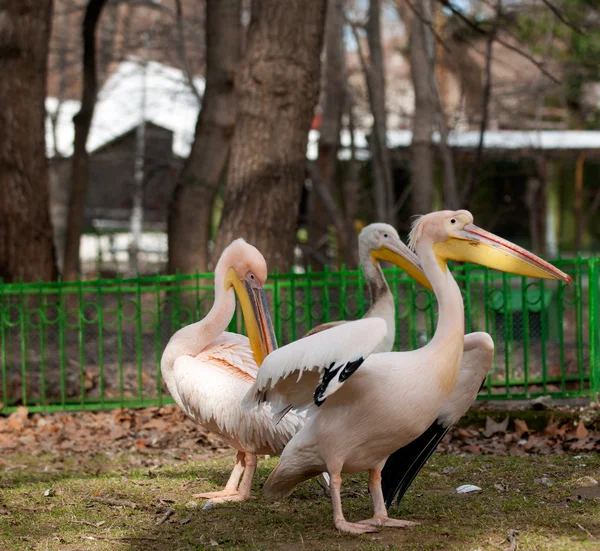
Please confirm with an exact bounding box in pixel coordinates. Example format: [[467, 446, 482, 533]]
[[361, 223, 432, 290], [217, 239, 277, 364], [409, 210, 571, 283]]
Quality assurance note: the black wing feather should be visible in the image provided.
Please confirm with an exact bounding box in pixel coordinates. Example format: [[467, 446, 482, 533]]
[[381, 419, 450, 508]]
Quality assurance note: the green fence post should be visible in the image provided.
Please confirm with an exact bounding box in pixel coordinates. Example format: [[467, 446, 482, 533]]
[[589, 257, 599, 399]]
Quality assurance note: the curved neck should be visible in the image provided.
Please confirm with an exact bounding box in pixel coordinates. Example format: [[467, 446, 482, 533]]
[[360, 246, 395, 351], [416, 241, 464, 393], [360, 244, 392, 307], [160, 279, 236, 404]]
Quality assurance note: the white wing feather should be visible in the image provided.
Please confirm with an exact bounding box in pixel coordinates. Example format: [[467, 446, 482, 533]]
[[242, 317, 387, 415]]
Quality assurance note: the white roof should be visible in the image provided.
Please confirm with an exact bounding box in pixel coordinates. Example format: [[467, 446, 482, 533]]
[[46, 59, 600, 162], [46, 59, 204, 158], [307, 129, 600, 161]]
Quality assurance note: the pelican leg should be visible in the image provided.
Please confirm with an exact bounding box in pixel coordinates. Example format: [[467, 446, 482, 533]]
[[358, 469, 420, 528], [203, 452, 258, 504], [193, 451, 245, 499], [330, 473, 378, 535]]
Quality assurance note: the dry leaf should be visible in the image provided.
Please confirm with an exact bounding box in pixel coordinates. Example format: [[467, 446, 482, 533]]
[[543, 415, 560, 437], [513, 419, 529, 439], [483, 416, 509, 438], [575, 422, 589, 439]]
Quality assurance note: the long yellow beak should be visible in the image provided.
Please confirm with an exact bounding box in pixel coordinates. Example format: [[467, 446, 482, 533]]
[[372, 244, 433, 290], [433, 224, 571, 283], [224, 268, 277, 365]]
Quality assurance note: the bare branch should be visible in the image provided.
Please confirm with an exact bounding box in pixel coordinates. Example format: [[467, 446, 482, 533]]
[[541, 0, 583, 34], [437, 0, 560, 84], [174, 0, 202, 103], [463, 0, 499, 204], [404, 0, 451, 54]]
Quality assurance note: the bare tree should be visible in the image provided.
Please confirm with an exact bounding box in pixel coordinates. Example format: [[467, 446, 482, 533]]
[[0, 0, 58, 282], [168, 0, 241, 275], [212, 0, 327, 271], [366, 0, 395, 224], [62, 0, 108, 280], [308, 0, 355, 268], [404, 0, 435, 215]]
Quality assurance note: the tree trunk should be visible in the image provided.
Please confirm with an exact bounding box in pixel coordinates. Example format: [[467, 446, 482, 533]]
[[0, 0, 58, 282], [168, 0, 241, 275], [366, 0, 395, 225], [62, 0, 108, 281], [308, 0, 349, 268], [409, 0, 435, 215], [211, 0, 327, 272]]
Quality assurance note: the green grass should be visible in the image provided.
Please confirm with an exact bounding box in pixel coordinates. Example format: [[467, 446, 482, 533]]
[[1, 452, 599, 550]]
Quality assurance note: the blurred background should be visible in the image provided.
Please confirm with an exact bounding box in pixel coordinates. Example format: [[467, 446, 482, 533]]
[[1, 0, 599, 283]]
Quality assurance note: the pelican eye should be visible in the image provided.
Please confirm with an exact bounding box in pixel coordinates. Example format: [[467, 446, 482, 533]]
[[450, 219, 456, 224], [383, 233, 388, 238]]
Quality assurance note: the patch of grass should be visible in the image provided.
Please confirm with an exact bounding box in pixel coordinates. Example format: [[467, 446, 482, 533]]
[[1, 453, 599, 550]]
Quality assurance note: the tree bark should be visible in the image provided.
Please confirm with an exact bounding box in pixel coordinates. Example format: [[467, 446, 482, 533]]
[[168, 0, 241, 275], [366, 0, 395, 225], [0, 0, 58, 282], [211, 0, 327, 272], [308, 0, 350, 269], [62, 0, 108, 280], [408, 0, 435, 215]]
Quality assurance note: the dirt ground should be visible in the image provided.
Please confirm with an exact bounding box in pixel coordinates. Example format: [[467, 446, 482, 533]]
[[1, 406, 600, 551]]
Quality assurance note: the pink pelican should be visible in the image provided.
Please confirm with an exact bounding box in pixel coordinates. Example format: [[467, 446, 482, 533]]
[[243, 210, 570, 534], [160, 239, 300, 505], [307, 222, 497, 506]]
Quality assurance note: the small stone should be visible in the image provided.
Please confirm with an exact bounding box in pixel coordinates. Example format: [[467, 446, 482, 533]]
[[531, 395, 554, 410], [456, 484, 482, 494], [185, 501, 198, 510], [441, 466, 456, 474], [203, 501, 214, 511], [43, 488, 55, 497]]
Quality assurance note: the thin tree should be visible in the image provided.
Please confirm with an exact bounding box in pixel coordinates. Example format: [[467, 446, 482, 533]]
[[366, 0, 395, 224], [168, 0, 241, 275], [405, 0, 436, 215], [308, 0, 352, 268], [0, 0, 58, 282], [62, 0, 108, 280], [212, 0, 327, 271]]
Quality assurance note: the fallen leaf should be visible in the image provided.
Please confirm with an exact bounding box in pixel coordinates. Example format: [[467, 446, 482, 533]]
[[513, 419, 529, 439], [543, 415, 560, 437], [43, 488, 55, 497], [179, 515, 192, 525], [483, 416, 509, 438], [575, 422, 589, 439]]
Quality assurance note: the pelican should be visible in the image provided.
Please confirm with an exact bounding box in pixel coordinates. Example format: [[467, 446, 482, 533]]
[[160, 239, 302, 505], [243, 210, 570, 534], [305, 223, 431, 354], [306, 223, 497, 506]]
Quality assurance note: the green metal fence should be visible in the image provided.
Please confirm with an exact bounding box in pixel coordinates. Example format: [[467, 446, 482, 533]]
[[0, 257, 598, 413]]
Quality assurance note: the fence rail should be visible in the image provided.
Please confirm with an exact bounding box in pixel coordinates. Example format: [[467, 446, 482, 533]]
[[0, 257, 598, 413]]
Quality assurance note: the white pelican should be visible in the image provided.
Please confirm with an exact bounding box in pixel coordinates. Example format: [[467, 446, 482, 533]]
[[243, 210, 570, 534], [306, 223, 496, 506], [305, 223, 431, 353], [160, 239, 303, 504]]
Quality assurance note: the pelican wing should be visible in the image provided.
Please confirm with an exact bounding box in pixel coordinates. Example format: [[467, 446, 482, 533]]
[[195, 332, 260, 382], [242, 318, 386, 417], [381, 332, 494, 507]]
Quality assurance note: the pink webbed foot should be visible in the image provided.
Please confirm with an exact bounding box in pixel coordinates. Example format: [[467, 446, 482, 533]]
[[358, 516, 420, 528], [192, 489, 238, 499], [335, 519, 379, 534]]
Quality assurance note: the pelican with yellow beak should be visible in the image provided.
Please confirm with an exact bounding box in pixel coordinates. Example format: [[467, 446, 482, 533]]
[[305, 223, 431, 354], [160, 239, 299, 505], [243, 210, 571, 534]]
